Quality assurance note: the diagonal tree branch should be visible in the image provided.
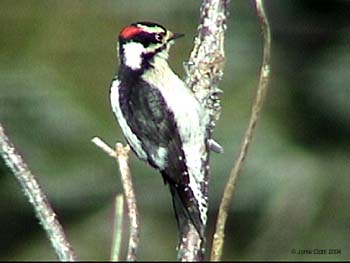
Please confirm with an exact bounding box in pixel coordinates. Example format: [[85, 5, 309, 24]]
[[0, 123, 77, 261], [210, 0, 271, 261], [92, 137, 139, 261]]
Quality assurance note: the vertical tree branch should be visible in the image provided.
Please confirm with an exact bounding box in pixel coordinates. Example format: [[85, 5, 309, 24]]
[[91, 137, 139, 261], [177, 224, 205, 261], [110, 194, 124, 261], [0, 123, 77, 261], [210, 0, 271, 261], [181, 0, 229, 261], [115, 143, 139, 261], [186, 0, 228, 130]]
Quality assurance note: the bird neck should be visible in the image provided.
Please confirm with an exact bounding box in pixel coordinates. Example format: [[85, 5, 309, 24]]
[[119, 41, 170, 71], [118, 49, 172, 85]]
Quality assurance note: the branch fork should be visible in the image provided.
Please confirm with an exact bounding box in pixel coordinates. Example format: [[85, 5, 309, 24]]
[[91, 137, 139, 261]]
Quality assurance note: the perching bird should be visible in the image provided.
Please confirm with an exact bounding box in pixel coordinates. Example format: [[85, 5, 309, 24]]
[[110, 21, 211, 240]]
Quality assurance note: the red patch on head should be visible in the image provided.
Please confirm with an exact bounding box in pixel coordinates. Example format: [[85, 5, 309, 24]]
[[120, 26, 143, 39]]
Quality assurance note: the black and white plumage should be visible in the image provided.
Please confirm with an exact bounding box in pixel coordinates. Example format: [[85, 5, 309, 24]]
[[110, 21, 210, 239]]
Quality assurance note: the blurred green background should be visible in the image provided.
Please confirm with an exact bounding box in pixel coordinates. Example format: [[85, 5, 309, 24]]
[[1, 0, 349, 261]]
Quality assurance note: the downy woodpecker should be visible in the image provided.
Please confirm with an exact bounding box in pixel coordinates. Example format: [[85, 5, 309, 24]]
[[110, 21, 210, 239]]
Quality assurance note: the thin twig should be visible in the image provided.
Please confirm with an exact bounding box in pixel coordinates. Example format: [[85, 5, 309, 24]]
[[115, 142, 139, 261], [92, 137, 140, 261], [210, 0, 271, 261], [181, 0, 229, 260], [91, 137, 117, 158], [0, 123, 77, 261], [111, 194, 124, 261]]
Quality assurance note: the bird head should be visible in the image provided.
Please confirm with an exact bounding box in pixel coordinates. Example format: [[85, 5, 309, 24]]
[[118, 21, 184, 70]]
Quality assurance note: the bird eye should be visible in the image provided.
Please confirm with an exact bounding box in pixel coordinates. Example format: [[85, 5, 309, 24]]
[[155, 33, 164, 42]]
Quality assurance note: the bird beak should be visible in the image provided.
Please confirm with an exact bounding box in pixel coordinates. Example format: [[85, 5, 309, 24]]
[[168, 32, 185, 41]]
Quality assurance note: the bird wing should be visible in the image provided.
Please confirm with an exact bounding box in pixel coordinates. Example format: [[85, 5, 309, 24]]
[[118, 79, 205, 237]]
